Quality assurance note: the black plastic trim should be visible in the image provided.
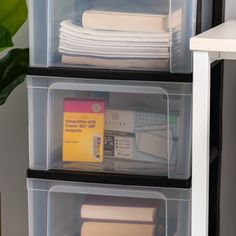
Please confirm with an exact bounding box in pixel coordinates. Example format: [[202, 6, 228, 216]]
[[27, 169, 192, 188], [212, 0, 225, 27], [27, 67, 193, 83], [196, 0, 202, 34]]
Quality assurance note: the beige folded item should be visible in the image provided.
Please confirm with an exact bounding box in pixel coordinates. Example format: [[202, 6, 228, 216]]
[[61, 55, 169, 70], [81, 222, 155, 236], [82, 10, 168, 33], [81, 204, 156, 222]]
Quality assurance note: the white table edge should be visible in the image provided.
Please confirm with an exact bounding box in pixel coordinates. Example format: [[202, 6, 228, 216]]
[[190, 20, 236, 236]]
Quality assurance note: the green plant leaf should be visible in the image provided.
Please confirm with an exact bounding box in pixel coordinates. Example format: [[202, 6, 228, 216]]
[[0, 0, 28, 36], [0, 25, 14, 52], [0, 48, 29, 105]]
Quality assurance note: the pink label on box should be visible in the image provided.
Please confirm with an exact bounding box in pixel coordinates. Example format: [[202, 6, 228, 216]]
[[64, 99, 104, 113]]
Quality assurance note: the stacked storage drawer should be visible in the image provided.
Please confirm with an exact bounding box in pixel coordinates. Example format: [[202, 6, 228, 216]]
[[27, 176, 191, 236], [29, 0, 212, 73], [28, 75, 192, 179], [26, 0, 212, 235], [27, 75, 193, 236]]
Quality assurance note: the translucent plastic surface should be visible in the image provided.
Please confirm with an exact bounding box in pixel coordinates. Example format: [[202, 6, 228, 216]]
[[28, 0, 212, 72], [27, 178, 191, 236], [27, 75, 192, 179]]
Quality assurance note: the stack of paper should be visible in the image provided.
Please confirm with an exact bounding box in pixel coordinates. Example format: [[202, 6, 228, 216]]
[[59, 10, 171, 70]]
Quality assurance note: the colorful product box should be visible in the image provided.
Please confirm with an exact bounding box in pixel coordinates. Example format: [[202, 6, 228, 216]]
[[63, 99, 104, 163]]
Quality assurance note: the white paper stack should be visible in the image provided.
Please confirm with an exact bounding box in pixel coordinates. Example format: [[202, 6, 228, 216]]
[[59, 10, 171, 70]]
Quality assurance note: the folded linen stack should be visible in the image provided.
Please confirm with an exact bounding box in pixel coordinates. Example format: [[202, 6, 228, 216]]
[[59, 10, 171, 70], [78, 196, 165, 236]]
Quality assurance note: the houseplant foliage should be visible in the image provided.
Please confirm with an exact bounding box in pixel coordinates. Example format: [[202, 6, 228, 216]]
[[0, 0, 29, 105]]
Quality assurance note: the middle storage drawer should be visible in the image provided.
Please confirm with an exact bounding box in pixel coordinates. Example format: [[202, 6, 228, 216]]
[[28, 75, 192, 179]]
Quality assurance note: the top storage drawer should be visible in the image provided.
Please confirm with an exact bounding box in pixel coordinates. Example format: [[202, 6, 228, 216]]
[[29, 0, 212, 73]]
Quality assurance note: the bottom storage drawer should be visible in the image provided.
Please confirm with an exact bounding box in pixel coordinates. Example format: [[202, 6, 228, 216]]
[[27, 178, 191, 236]]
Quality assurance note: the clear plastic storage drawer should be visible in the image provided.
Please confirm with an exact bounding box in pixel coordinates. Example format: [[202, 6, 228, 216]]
[[29, 0, 212, 73], [27, 75, 192, 179], [27, 178, 191, 236]]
